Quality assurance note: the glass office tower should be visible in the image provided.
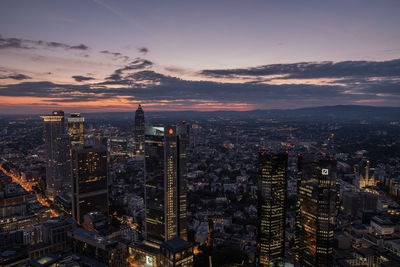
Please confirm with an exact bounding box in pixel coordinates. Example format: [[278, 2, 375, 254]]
[[41, 110, 72, 200], [71, 145, 108, 225], [145, 123, 189, 244], [257, 151, 288, 267], [295, 154, 338, 267], [67, 113, 84, 148]]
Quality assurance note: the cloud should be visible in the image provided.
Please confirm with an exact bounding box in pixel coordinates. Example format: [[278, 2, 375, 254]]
[[200, 59, 400, 79], [0, 73, 31, 80], [0, 35, 89, 50], [105, 58, 154, 81], [72, 75, 95, 82], [100, 50, 130, 61], [138, 47, 149, 54], [1, 58, 399, 110]]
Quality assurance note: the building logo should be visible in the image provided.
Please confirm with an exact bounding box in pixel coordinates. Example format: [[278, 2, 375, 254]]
[[146, 255, 153, 265], [322, 169, 329, 175]]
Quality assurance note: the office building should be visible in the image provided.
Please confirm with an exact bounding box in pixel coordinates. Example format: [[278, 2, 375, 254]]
[[144, 123, 189, 244], [71, 145, 108, 225], [160, 237, 194, 267], [342, 191, 378, 216], [134, 104, 145, 153], [295, 154, 338, 266], [41, 111, 72, 200], [68, 228, 126, 266], [67, 113, 84, 148], [257, 151, 288, 267]]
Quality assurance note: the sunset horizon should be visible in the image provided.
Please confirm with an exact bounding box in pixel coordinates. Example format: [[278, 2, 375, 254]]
[[1, 0, 399, 113]]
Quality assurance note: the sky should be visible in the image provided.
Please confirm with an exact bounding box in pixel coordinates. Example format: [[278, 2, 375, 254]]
[[0, 0, 399, 113]]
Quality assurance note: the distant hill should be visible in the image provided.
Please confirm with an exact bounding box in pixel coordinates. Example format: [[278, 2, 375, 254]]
[[1, 105, 399, 122], [80, 105, 400, 122]]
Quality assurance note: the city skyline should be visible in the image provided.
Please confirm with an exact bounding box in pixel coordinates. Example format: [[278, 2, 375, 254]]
[[1, 0, 400, 113], [1, 1, 400, 266]]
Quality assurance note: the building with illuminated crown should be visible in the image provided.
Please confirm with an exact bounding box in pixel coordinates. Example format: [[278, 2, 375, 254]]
[[144, 123, 189, 244], [40, 110, 72, 200]]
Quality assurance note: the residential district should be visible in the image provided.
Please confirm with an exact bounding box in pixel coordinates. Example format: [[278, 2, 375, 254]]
[[0, 105, 400, 267]]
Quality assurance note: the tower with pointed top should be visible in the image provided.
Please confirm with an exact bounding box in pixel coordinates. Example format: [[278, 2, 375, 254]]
[[134, 104, 145, 154]]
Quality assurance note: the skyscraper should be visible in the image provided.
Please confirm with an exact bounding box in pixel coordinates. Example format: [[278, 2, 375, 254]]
[[134, 104, 145, 154], [295, 154, 338, 266], [71, 145, 108, 225], [257, 151, 288, 267], [68, 113, 85, 216], [144, 123, 189, 244], [67, 113, 84, 148], [41, 110, 72, 200]]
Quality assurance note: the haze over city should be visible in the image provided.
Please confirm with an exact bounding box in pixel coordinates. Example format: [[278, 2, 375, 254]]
[[1, 0, 400, 113]]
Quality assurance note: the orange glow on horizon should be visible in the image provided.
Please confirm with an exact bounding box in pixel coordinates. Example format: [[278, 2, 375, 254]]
[[0, 95, 256, 113]]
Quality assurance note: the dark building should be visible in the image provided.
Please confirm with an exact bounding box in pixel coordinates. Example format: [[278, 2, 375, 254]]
[[41, 111, 72, 200], [67, 113, 84, 148], [29, 216, 76, 260], [68, 228, 126, 266], [257, 151, 288, 267], [71, 145, 108, 225], [134, 104, 145, 154], [144, 123, 189, 244], [342, 191, 378, 217], [296, 154, 338, 267], [160, 237, 194, 267]]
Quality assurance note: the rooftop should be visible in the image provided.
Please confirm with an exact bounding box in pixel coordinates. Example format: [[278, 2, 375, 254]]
[[162, 237, 192, 254]]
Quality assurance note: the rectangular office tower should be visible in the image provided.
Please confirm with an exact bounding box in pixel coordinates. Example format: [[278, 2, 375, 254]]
[[144, 123, 189, 244], [72, 145, 108, 225], [295, 154, 338, 267], [67, 113, 84, 148], [41, 110, 72, 200], [257, 151, 288, 267]]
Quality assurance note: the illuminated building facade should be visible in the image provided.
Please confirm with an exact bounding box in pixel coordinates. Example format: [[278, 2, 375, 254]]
[[355, 159, 375, 190], [295, 154, 338, 266], [41, 110, 72, 200], [67, 113, 84, 148], [257, 151, 288, 267], [71, 145, 108, 225], [145, 123, 189, 244], [135, 104, 145, 153]]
